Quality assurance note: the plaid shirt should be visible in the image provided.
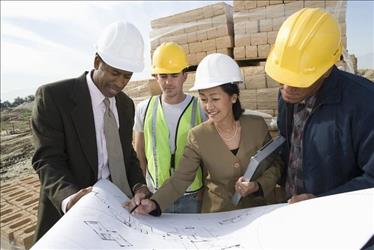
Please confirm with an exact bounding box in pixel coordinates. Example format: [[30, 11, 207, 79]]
[[286, 96, 316, 197]]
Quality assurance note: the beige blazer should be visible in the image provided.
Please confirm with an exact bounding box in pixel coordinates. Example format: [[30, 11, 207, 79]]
[[152, 114, 283, 213]]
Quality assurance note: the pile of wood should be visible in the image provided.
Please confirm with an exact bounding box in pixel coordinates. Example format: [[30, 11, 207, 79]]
[[233, 0, 347, 60], [150, 3, 234, 66], [125, 78, 159, 106]]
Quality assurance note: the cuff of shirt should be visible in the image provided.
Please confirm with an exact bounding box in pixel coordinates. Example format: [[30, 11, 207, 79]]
[[132, 183, 148, 194], [253, 182, 264, 197], [61, 194, 75, 214]]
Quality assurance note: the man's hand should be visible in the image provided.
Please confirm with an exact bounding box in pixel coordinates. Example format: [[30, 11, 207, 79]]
[[66, 187, 92, 211], [235, 176, 259, 197], [288, 193, 316, 204]]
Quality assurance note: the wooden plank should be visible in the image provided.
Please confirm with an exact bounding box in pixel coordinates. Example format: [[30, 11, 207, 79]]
[[258, 44, 271, 58], [251, 32, 268, 45], [266, 4, 285, 19], [259, 19, 272, 32], [267, 30, 278, 44], [235, 34, 251, 47], [216, 36, 234, 49], [284, 1, 304, 16], [234, 47, 246, 60], [245, 45, 258, 59]]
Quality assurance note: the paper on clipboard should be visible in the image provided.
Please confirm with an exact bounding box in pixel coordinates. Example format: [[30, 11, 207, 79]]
[[232, 136, 286, 205]]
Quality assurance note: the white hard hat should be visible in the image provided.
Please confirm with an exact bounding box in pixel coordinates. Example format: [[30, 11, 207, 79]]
[[95, 21, 144, 72], [190, 53, 243, 91]]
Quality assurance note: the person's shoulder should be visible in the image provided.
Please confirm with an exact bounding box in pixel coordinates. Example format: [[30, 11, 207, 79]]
[[339, 69, 374, 94], [133, 97, 153, 113], [240, 113, 266, 124], [116, 91, 131, 102], [189, 120, 214, 136], [240, 113, 268, 132], [38, 73, 86, 93], [337, 70, 374, 113]]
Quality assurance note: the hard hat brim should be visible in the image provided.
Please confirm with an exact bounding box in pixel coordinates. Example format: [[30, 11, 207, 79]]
[[189, 78, 242, 91], [98, 51, 144, 73], [152, 66, 188, 75]]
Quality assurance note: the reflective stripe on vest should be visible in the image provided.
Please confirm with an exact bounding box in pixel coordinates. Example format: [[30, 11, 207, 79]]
[[144, 95, 203, 193]]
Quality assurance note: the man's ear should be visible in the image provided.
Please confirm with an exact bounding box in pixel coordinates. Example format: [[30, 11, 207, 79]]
[[94, 55, 101, 70], [182, 72, 188, 82]]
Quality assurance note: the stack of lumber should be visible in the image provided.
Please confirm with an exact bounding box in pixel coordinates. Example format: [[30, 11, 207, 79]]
[[150, 3, 234, 66], [232, 0, 347, 60], [125, 78, 159, 100]]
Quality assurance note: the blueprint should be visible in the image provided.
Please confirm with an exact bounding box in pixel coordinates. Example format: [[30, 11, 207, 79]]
[[31, 180, 374, 249]]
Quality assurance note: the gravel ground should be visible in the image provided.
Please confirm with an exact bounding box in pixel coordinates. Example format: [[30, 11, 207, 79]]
[[0, 158, 35, 184]]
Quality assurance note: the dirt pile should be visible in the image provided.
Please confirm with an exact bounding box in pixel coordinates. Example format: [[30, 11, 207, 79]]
[[1, 105, 35, 183], [0, 133, 35, 182]]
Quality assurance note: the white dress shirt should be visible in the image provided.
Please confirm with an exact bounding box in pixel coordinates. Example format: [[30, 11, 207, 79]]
[[61, 72, 120, 213]]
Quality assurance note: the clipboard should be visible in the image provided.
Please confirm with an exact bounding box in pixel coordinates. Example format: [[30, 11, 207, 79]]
[[232, 135, 285, 206]]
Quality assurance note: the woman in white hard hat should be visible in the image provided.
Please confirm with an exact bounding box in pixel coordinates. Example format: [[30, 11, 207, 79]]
[[127, 53, 283, 215]]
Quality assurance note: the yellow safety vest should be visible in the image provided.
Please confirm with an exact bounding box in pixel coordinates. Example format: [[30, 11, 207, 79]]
[[144, 95, 203, 193]]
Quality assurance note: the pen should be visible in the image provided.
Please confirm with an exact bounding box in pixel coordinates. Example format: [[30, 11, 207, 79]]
[[129, 193, 152, 214]]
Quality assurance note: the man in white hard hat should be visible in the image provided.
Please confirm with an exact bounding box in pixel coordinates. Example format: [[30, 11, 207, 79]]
[[31, 21, 151, 241]]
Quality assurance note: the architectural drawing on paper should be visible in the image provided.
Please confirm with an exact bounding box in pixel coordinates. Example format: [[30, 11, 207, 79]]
[[31, 179, 373, 250], [89, 190, 243, 249], [217, 205, 278, 225], [84, 221, 132, 247]]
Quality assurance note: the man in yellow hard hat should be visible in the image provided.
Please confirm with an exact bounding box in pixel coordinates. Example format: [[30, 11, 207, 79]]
[[133, 42, 205, 213], [31, 21, 150, 241], [265, 8, 374, 204]]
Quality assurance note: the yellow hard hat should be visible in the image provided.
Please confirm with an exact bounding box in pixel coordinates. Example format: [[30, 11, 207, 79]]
[[265, 8, 342, 88], [152, 42, 189, 74]]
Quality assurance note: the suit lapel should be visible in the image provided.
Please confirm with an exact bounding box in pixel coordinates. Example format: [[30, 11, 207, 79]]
[[70, 73, 98, 177]]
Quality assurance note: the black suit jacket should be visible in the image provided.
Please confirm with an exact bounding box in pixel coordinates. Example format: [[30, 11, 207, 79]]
[[31, 72, 145, 241]]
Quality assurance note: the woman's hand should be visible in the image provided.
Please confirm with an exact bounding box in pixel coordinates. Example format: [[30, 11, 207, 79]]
[[235, 176, 259, 197], [123, 189, 156, 215]]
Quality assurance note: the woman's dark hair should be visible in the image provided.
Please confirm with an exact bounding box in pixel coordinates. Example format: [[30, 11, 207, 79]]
[[220, 82, 244, 120]]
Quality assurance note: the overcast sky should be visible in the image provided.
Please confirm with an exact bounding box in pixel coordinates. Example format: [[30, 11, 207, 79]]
[[1, 1, 373, 102]]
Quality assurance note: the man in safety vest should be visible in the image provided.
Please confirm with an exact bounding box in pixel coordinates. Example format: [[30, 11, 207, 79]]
[[134, 42, 205, 213], [265, 8, 374, 204]]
